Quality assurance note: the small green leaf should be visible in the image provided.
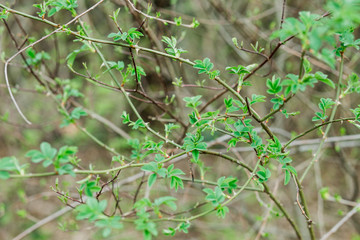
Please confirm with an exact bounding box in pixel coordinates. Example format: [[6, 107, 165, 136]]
[[216, 205, 229, 218], [194, 58, 214, 74], [148, 173, 157, 187], [192, 150, 199, 162], [284, 170, 291, 185], [183, 95, 202, 109], [40, 142, 57, 160], [141, 162, 158, 172], [320, 187, 329, 200], [315, 72, 335, 88], [71, 107, 88, 119]]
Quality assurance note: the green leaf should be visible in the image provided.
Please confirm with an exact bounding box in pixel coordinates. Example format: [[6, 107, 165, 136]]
[[278, 156, 292, 164], [250, 94, 266, 105], [284, 170, 291, 185], [312, 111, 325, 122], [303, 58, 312, 73], [127, 27, 144, 40], [81, 181, 101, 197], [315, 72, 335, 88], [66, 43, 93, 69], [163, 228, 176, 236], [216, 205, 229, 218], [162, 36, 187, 57], [191, 18, 200, 28], [157, 168, 167, 178], [58, 164, 75, 176], [194, 58, 214, 74], [192, 149, 199, 162], [76, 197, 107, 222], [284, 165, 297, 176], [130, 65, 146, 81], [148, 173, 157, 187], [40, 142, 57, 160], [71, 107, 88, 119], [266, 76, 282, 94], [217, 176, 238, 194], [134, 198, 152, 210], [271, 96, 284, 110], [129, 119, 146, 129], [257, 170, 266, 180], [154, 154, 165, 162], [25, 150, 44, 162], [0, 157, 17, 172], [351, 105, 360, 121], [203, 187, 225, 206], [42, 159, 53, 167], [170, 176, 184, 191], [108, 32, 128, 42], [48, 8, 58, 17], [164, 123, 180, 138], [0, 9, 9, 20], [154, 196, 177, 210], [225, 65, 250, 75], [174, 16, 182, 26], [183, 133, 207, 153], [319, 187, 329, 200], [121, 111, 131, 124], [257, 166, 271, 182], [183, 95, 202, 109], [141, 162, 158, 172], [318, 98, 335, 112]]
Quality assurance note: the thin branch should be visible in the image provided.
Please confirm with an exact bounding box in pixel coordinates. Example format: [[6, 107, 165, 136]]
[[320, 203, 360, 240], [263, 183, 303, 239], [300, 53, 345, 182], [235, 44, 269, 60], [125, 0, 195, 28], [181, 84, 223, 90], [279, 0, 287, 29], [199, 35, 295, 114], [2, 19, 47, 88], [292, 174, 313, 224], [282, 118, 355, 150], [12, 206, 74, 240], [96, 170, 122, 199], [133, 173, 146, 203], [2, 0, 105, 124]]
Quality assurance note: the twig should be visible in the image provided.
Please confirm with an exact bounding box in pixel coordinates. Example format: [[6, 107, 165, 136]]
[[292, 174, 313, 224], [334, 144, 360, 233], [263, 183, 302, 239], [12, 206, 74, 240], [181, 84, 223, 90], [320, 203, 360, 240], [2, 0, 105, 124], [279, 0, 287, 29], [282, 118, 355, 150], [133, 173, 146, 203], [300, 52, 345, 183], [315, 159, 326, 236], [96, 170, 122, 199], [325, 196, 360, 207], [72, 102, 131, 139], [2, 19, 47, 88], [125, 0, 195, 28], [199, 35, 295, 114], [235, 44, 269, 60]]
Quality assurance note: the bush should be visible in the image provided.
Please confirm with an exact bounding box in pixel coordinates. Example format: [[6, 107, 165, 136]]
[[1, 0, 360, 239]]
